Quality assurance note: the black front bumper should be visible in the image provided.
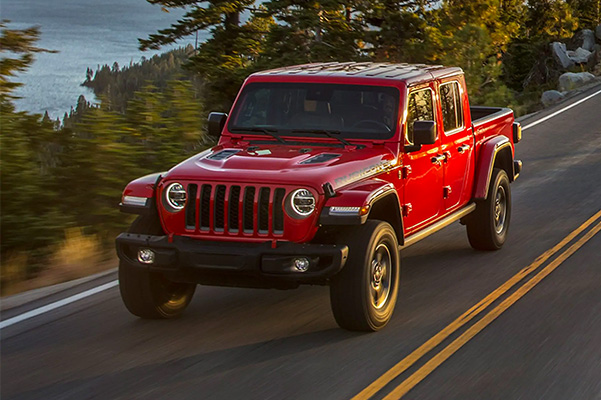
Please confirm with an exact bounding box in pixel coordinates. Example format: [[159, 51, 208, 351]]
[[116, 233, 348, 289]]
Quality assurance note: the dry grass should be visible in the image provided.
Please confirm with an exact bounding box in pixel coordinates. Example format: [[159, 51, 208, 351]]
[[1, 228, 116, 297], [1, 253, 29, 293]]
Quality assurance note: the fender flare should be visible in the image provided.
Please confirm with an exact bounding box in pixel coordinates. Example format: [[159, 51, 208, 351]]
[[319, 178, 404, 243], [473, 136, 514, 200], [120, 172, 164, 214]]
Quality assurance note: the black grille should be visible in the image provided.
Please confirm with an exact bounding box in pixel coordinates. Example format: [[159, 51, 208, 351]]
[[273, 188, 286, 233], [228, 186, 241, 233], [200, 184, 212, 230], [243, 187, 256, 232], [214, 185, 226, 231], [186, 184, 198, 229], [184, 183, 286, 236], [258, 188, 271, 233]]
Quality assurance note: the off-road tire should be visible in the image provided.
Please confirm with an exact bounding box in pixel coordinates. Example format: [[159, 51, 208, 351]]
[[329, 220, 400, 332], [119, 214, 196, 319], [466, 168, 511, 250]]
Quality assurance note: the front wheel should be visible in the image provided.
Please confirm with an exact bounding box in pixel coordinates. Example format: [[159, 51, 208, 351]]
[[329, 220, 400, 332], [466, 168, 511, 250], [119, 214, 196, 319], [119, 263, 196, 319]]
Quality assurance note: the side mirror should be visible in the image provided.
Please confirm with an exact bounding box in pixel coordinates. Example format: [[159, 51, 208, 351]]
[[207, 112, 228, 139], [405, 120, 437, 153]]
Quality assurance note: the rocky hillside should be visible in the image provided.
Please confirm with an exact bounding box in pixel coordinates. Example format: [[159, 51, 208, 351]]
[[543, 25, 601, 106]]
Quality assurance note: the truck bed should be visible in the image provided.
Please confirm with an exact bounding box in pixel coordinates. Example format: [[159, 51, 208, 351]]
[[470, 106, 513, 125], [470, 106, 514, 146]]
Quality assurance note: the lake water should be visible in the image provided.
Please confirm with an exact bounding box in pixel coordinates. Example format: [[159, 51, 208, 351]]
[[2, 0, 200, 118]]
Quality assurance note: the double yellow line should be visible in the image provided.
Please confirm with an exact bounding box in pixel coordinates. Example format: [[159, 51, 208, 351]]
[[353, 210, 601, 400]]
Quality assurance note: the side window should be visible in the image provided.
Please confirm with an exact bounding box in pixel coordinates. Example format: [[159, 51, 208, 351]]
[[406, 88, 434, 144], [440, 82, 464, 133]]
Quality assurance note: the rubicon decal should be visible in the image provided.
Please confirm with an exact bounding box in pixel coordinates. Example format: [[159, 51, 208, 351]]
[[333, 160, 393, 189]]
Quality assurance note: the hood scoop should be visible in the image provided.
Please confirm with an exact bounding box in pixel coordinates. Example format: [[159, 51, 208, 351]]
[[206, 149, 240, 161], [300, 153, 341, 165]]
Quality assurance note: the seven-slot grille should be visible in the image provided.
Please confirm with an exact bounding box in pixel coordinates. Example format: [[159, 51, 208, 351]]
[[185, 183, 287, 236]]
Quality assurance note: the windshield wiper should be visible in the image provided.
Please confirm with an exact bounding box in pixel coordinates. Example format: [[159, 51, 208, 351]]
[[291, 129, 352, 147], [229, 127, 287, 144]]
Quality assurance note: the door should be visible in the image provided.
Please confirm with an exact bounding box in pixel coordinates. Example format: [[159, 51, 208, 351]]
[[438, 79, 473, 212], [402, 85, 443, 233]]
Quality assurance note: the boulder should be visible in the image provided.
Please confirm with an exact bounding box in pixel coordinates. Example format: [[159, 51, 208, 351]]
[[591, 45, 601, 76], [558, 72, 596, 91], [588, 44, 601, 71], [541, 90, 565, 107], [551, 42, 574, 69], [576, 29, 596, 52], [567, 47, 592, 64], [596, 24, 601, 41]]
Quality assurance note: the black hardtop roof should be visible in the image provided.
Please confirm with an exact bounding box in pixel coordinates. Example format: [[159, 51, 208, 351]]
[[251, 62, 463, 84]]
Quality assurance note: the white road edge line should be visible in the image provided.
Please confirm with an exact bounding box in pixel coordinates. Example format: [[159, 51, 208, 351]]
[[0, 280, 118, 330], [3, 86, 601, 331], [522, 89, 601, 131]]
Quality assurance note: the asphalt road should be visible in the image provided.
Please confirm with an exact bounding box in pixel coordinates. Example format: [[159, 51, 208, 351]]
[[2, 85, 601, 400]]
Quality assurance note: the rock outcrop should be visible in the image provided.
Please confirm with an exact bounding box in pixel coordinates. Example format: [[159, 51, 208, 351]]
[[541, 28, 600, 107], [576, 29, 596, 52], [567, 47, 592, 64], [558, 72, 596, 92], [541, 90, 565, 107], [551, 42, 575, 69]]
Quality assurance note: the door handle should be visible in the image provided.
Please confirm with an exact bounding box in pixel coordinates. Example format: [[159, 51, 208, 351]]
[[457, 144, 470, 153], [431, 154, 446, 165]]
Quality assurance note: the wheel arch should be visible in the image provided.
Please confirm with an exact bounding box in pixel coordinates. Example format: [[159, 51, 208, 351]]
[[319, 179, 404, 245], [473, 137, 515, 200], [365, 192, 404, 245]]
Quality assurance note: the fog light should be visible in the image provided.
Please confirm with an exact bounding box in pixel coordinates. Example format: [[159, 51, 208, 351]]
[[138, 248, 155, 264], [293, 257, 310, 272]]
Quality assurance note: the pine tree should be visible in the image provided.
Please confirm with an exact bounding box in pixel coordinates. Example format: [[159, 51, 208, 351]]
[[54, 101, 140, 236], [567, 0, 600, 28], [442, 0, 526, 52], [139, 1, 272, 109], [526, 0, 579, 40], [361, 0, 437, 63], [259, 0, 368, 65], [0, 24, 65, 265]]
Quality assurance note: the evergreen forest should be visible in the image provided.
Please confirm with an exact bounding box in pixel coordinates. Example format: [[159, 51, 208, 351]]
[[1, 0, 600, 292]]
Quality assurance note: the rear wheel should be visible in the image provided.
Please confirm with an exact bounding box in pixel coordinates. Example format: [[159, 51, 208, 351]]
[[329, 220, 400, 332], [466, 168, 511, 250], [119, 214, 196, 319]]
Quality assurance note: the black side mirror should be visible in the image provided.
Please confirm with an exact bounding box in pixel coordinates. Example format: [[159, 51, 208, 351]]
[[405, 120, 437, 153], [207, 112, 228, 139]]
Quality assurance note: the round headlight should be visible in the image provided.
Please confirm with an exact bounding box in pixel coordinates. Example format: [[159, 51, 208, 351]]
[[165, 182, 186, 211], [287, 188, 316, 218]]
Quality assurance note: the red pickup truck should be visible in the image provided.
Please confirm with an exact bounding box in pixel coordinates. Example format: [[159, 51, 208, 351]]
[[116, 62, 522, 331]]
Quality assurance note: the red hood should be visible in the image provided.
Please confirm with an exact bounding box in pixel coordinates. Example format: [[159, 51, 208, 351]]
[[162, 141, 399, 193]]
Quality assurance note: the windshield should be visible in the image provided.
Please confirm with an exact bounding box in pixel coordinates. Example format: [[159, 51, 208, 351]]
[[229, 82, 400, 140]]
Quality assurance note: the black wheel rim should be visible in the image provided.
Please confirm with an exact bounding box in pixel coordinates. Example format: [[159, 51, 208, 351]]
[[370, 243, 392, 309], [494, 185, 507, 234], [152, 274, 191, 309]]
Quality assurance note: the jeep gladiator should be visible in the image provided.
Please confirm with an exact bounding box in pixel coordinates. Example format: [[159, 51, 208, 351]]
[[116, 62, 522, 331]]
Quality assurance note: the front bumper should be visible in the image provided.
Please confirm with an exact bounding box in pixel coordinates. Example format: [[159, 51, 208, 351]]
[[116, 233, 348, 288]]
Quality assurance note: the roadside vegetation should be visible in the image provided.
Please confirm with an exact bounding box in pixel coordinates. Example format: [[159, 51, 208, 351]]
[[1, 0, 600, 294]]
